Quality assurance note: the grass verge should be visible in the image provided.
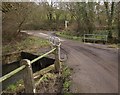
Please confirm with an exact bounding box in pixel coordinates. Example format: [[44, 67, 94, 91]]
[[56, 32, 82, 41], [61, 64, 72, 93], [3, 35, 50, 54], [2, 80, 24, 93], [2, 63, 72, 93], [107, 44, 118, 48]]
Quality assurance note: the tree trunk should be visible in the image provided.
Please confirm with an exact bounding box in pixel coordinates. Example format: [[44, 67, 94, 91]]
[[104, 2, 115, 40]]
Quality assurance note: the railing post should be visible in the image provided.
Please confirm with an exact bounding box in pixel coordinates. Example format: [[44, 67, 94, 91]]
[[20, 59, 36, 93], [54, 44, 61, 73]]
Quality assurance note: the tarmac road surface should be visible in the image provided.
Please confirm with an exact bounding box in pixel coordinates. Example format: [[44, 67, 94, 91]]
[[23, 30, 118, 93]]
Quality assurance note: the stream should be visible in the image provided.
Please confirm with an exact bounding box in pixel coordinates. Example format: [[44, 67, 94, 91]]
[[2, 52, 55, 90]]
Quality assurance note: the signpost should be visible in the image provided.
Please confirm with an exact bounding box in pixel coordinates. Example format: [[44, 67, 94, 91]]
[[65, 20, 69, 29]]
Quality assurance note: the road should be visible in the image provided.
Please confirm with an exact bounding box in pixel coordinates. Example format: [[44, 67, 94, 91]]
[[22, 30, 118, 93], [62, 40, 118, 93]]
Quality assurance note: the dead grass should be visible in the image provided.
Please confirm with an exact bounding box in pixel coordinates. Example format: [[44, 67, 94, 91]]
[[2, 64, 72, 94], [107, 44, 118, 48], [36, 72, 62, 93]]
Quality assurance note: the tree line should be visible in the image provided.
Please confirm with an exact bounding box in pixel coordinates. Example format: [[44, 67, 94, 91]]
[[1, 2, 120, 43]]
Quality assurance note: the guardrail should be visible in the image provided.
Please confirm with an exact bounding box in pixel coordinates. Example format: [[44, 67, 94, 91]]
[[84, 34, 108, 44], [0, 36, 61, 93]]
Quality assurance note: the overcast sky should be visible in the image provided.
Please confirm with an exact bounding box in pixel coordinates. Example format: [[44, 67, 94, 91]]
[[2, 0, 119, 2]]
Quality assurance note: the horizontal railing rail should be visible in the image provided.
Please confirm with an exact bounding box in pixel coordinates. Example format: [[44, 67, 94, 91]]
[[30, 48, 56, 64], [84, 34, 108, 43], [0, 65, 26, 83], [0, 48, 56, 83], [1, 36, 61, 93]]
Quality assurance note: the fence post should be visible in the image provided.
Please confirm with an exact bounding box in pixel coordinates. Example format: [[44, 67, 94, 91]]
[[20, 59, 36, 93], [54, 44, 61, 73]]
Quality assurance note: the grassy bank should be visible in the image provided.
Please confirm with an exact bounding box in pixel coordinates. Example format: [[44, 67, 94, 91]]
[[56, 31, 119, 49], [61, 64, 72, 93], [56, 32, 82, 41], [107, 44, 119, 48], [3, 35, 50, 54], [2, 63, 72, 93]]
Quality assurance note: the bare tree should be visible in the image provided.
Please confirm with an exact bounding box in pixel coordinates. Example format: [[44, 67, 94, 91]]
[[104, 2, 115, 39], [2, 2, 34, 39], [115, 2, 120, 41]]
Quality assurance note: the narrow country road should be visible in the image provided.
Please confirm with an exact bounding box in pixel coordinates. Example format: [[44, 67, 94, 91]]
[[62, 40, 118, 93], [22, 30, 118, 93]]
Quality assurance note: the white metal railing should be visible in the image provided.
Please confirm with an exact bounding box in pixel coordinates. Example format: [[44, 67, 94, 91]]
[[84, 34, 108, 44]]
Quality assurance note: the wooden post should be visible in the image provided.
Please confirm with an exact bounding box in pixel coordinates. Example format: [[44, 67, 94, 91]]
[[65, 20, 68, 29], [20, 59, 36, 93], [54, 44, 61, 73]]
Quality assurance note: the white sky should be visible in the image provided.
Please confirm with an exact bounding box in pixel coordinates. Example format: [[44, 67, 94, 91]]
[[2, 0, 120, 2], [32, 0, 120, 3]]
